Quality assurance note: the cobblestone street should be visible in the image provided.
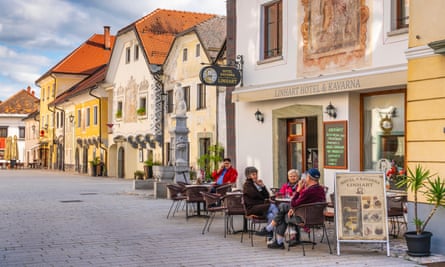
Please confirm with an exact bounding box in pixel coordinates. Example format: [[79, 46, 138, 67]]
[[0, 170, 443, 266]]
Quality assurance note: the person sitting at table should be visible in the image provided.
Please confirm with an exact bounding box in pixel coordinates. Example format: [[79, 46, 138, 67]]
[[257, 168, 326, 249], [243, 166, 278, 239], [278, 169, 300, 198], [210, 158, 238, 193]]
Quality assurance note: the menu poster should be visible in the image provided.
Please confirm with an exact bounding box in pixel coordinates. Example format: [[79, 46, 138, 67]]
[[324, 121, 347, 169], [335, 172, 388, 241]]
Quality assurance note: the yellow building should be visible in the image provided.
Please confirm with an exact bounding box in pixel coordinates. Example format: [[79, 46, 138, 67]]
[[35, 27, 114, 171], [406, 0, 445, 254]]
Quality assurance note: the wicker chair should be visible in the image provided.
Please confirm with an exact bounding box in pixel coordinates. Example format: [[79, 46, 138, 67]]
[[241, 196, 269, 247], [200, 191, 227, 234], [287, 202, 332, 255], [222, 192, 245, 238], [166, 184, 187, 219]]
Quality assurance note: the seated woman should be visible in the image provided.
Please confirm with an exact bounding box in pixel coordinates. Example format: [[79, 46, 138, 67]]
[[278, 169, 300, 198], [243, 166, 278, 239]]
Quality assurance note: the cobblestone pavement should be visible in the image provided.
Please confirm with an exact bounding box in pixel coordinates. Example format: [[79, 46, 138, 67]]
[[1, 170, 444, 266]]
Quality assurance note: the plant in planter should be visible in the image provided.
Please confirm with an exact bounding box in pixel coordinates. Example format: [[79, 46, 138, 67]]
[[396, 165, 445, 256], [137, 107, 146, 116], [143, 159, 154, 179], [115, 110, 122, 118], [197, 144, 224, 183], [134, 170, 145, 180], [89, 157, 102, 176]]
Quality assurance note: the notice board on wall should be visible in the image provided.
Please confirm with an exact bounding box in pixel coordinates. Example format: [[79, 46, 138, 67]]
[[324, 121, 347, 169], [334, 172, 389, 256]]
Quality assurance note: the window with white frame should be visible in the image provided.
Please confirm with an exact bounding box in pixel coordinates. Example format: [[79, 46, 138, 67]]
[[183, 48, 188, 61], [392, 0, 409, 30], [183, 86, 190, 111], [195, 44, 200, 57], [86, 107, 91, 127], [196, 83, 206, 110], [0, 127, 7, 137], [167, 90, 174, 114], [263, 0, 282, 59], [19, 127, 25, 138], [77, 110, 82, 128], [116, 101, 123, 118], [138, 96, 147, 115], [134, 44, 139, 61], [125, 47, 131, 63], [93, 106, 98, 125]]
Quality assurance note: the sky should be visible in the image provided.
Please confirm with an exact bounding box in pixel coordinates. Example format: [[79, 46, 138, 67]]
[[0, 0, 226, 101]]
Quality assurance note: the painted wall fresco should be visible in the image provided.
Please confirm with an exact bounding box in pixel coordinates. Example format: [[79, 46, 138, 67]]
[[301, 0, 369, 70]]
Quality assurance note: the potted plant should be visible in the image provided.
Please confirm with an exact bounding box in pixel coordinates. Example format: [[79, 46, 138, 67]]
[[115, 110, 122, 118], [137, 107, 146, 116], [134, 170, 144, 180], [143, 159, 154, 179], [89, 157, 101, 176], [197, 144, 224, 183], [396, 165, 445, 256]]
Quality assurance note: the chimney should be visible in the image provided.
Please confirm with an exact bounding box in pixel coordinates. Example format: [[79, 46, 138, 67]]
[[27, 86, 31, 93], [104, 26, 111, 50]]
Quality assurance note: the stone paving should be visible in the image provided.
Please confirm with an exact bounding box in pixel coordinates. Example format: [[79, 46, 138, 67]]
[[1, 170, 444, 266]]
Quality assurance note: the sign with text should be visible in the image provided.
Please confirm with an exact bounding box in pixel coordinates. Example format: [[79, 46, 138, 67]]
[[324, 121, 347, 169], [334, 172, 389, 255], [199, 65, 241, 87]]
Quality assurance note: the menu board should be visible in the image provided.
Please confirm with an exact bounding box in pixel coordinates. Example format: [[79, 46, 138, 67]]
[[324, 121, 347, 169], [334, 172, 389, 256]]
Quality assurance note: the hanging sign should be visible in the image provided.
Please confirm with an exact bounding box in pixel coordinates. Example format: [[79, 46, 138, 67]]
[[199, 65, 241, 87]]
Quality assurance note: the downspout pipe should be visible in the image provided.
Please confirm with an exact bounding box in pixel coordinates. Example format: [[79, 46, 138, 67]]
[[89, 86, 107, 170], [54, 105, 65, 171]]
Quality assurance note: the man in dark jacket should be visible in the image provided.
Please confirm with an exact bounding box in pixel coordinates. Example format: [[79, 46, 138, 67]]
[[257, 168, 326, 249]]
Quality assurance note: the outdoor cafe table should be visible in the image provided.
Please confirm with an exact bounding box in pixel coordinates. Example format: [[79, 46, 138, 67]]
[[185, 184, 213, 217]]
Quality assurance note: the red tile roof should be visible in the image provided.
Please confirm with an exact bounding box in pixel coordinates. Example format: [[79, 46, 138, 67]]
[[36, 32, 115, 83], [51, 64, 108, 106], [119, 9, 215, 65], [0, 86, 39, 114]]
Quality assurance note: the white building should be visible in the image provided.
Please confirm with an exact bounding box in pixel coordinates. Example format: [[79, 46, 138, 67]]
[[231, 0, 409, 190]]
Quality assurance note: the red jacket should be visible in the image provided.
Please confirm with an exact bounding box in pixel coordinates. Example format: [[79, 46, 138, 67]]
[[211, 166, 238, 184], [290, 184, 326, 208]]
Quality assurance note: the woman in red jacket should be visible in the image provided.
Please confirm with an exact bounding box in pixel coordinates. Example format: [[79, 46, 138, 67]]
[[211, 158, 238, 185]]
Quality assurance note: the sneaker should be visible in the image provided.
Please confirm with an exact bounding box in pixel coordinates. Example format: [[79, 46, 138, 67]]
[[255, 227, 272, 238], [267, 240, 285, 249]]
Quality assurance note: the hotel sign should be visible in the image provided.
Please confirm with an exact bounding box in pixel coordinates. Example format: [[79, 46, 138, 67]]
[[274, 79, 361, 98], [199, 65, 241, 87]]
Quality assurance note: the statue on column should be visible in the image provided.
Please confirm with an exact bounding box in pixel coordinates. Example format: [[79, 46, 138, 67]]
[[174, 83, 186, 116]]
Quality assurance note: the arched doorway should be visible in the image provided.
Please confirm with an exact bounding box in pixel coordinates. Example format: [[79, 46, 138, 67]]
[[118, 146, 125, 178], [75, 148, 80, 173], [82, 146, 88, 174]]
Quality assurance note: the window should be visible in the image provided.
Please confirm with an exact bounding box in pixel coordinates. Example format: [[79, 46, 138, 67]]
[[362, 92, 405, 173], [183, 48, 188, 61], [47, 86, 50, 100], [86, 108, 91, 127], [56, 112, 60, 128], [196, 83, 206, 110], [393, 0, 409, 30], [195, 44, 200, 57], [167, 90, 174, 114], [263, 0, 282, 59], [183, 86, 190, 111], [116, 101, 123, 118], [52, 83, 55, 97], [93, 106, 98, 125], [42, 88, 45, 101], [77, 110, 82, 128], [60, 112, 64, 128], [138, 97, 147, 115], [134, 44, 139, 61], [19, 127, 25, 138], [0, 127, 7, 137], [125, 47, 131, 63]]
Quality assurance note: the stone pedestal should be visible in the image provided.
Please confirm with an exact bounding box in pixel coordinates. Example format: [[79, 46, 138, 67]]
[[154, 181, 169, 199], [133, 179, 154, 190]]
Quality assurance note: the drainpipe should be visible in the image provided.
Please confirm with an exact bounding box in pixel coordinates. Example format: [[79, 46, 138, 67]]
[[54, 105, 65, 171], [89, 86, 107, 173]]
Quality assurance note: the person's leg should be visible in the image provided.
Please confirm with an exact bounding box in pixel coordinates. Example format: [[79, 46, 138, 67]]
[[268, 221, 287, 249]]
